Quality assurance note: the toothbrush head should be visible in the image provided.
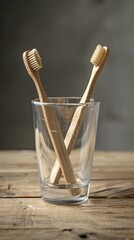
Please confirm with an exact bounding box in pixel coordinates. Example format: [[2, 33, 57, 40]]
[[90, 45, 107, 67], [27, 49, 42, 71]]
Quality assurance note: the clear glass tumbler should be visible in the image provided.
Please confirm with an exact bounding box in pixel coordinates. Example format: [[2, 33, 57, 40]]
[[32, 97, 100, 205]]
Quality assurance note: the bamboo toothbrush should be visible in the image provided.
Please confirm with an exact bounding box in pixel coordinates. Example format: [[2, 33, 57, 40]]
[[23, 49, 80, 196], [50, 44, 109, 184]]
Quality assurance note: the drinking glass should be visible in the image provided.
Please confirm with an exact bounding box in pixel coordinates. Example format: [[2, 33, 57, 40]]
[[32, 97, 100, 205]]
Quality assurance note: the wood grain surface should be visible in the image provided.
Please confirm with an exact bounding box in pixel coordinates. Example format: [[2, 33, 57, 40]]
[[0, 151, 134, 240]]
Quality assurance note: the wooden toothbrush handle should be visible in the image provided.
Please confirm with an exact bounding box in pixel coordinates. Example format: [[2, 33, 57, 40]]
[[50, 74, 95, 184], [50, 46, 109, 184], [37, 83, 80, 196], [49, 68, 96, 184], [23, 51, 80, 195], [42, 105, 81, 195], [50, 105, 87, 184], [50, 60, 103, 184], [49, 75, 101, 184]]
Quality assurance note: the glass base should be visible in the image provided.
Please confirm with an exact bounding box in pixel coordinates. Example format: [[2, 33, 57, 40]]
[[40, 180, 90, 205]]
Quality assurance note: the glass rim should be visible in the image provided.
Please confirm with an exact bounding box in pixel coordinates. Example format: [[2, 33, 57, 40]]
[[32, 97, 100, 107]]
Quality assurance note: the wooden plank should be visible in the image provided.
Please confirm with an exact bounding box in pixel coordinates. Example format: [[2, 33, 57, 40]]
[[0, 151, 134, 179], [0, 198, 133, 239], [0, 228, 134, 240], [94, 151, 134, 166], [1, 164, 134, 178], [90, 179, 134, 198], [0, 172, 134, 198], [0, 151, 134, 166], [0, 151, 37, 165], [0, 173, 40, 198]]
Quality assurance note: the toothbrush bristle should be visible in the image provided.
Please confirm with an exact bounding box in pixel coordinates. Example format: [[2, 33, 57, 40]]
[[27, 49, 42, 71], [90, 45, 106, 66]]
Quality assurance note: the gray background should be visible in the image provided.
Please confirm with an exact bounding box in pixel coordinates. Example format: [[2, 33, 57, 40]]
[[1, 0, 134, 150]]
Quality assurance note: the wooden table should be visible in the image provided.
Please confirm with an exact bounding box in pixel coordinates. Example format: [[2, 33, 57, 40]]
[[0, 151, 134, 239]]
